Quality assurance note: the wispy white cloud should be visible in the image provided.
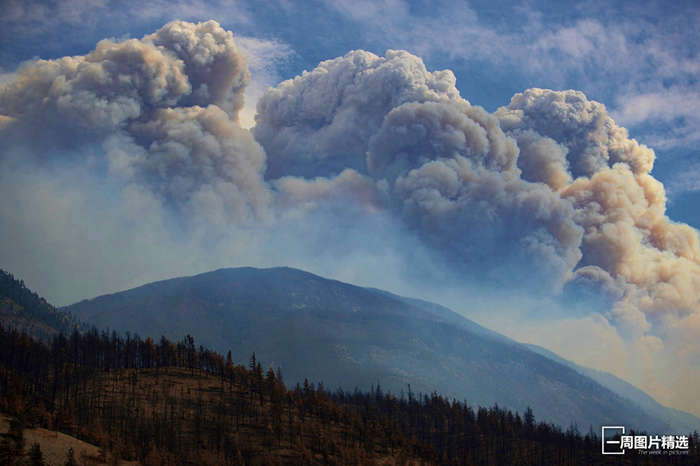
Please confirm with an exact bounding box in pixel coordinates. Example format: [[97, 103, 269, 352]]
[[323, 0, 509, 63], [612, 88, 700, 150], [614, 91, 699, 127], [2, 0, 109, 31], [665, 163, 700, 199], [1, 0, 251, 36], [327, 0, 411, 22]]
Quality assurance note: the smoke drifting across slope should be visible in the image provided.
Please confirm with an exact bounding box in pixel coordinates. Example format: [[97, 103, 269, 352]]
[[0, 20, 698, 415]]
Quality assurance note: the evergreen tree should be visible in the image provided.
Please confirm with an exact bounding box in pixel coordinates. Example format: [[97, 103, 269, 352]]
[[524, 406, 535, 428], [0, 323, 695, 465], [28, 443, 44, 466]]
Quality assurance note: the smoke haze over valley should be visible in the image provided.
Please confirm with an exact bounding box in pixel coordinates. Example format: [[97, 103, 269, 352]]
[[1, 0, 699, 422]]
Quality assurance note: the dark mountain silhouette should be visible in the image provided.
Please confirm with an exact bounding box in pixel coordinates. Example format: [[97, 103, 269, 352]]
[[64, 266, 682, 432]]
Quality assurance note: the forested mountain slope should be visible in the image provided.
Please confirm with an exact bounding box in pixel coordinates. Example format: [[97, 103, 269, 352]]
[[65, 267, 675, 433], [2, 326, 696, 465], [0, 269, 78, 341]]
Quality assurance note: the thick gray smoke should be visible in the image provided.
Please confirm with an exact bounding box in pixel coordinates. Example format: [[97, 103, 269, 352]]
[[1, 21, 699, 413], [255, 58, 700, 349], [366, 100, 582, 291], [121, 105, 269, 222], [145, 20, 250, 116], [254, 50, 700, 411], [0, 20, 263, 219], [253, 49, 460, 178], [254, 52, 584, 290], [496, 89, 700, 340]]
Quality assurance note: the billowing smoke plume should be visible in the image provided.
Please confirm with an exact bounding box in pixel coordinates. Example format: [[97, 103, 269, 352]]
[[145, 20, 250, 116], [253, 49, 461, 178], [255, 53, 700, 350], [496, 89, 700, 341], [253, 51, 700, 410], [0, 20, 263, 220], [1, 21, 699, 413], [120, 106, 269, 222], [366, 100, 582, 291]]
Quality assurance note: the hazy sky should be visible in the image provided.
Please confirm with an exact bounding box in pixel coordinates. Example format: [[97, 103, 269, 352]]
[[1, 0, 699, 416]]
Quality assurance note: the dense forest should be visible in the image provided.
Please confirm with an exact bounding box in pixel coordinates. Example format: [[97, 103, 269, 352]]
[[0, 325, 697, 465]]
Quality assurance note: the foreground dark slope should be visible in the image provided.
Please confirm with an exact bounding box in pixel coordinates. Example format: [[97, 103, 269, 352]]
[[66, 267, 670, 432], [7, 328, 695, 465]]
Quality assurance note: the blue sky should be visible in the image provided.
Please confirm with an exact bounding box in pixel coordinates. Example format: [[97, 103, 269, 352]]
[[1, 0, 700, 414]]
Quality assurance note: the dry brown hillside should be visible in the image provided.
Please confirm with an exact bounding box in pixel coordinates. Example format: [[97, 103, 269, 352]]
[[1, 326, 696, 465], [0, 413, 139, 466]]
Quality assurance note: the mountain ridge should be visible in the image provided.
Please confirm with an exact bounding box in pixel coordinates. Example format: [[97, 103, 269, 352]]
[[63, 266, 693, 433], [0, 269, 78, 340], [523, 343, 700, 434]]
